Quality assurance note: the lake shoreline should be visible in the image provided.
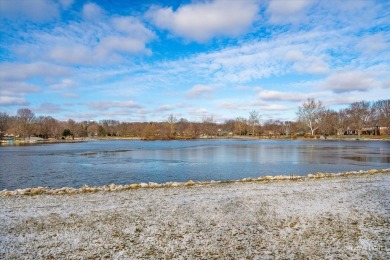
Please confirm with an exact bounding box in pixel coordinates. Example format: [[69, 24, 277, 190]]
[[1, 168, 389, 196], [1, 134, 389, 146], [1, 171, 389, 258]]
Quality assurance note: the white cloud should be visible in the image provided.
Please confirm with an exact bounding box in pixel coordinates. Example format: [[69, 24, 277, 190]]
[[324, 95, 363, 106], [320, 71, 379, 93], [0, 0, 59, 22], [0, 81, 39, 106], [88, 101, 142, 110], [147, 0, 259, 42], [257, 104, 290, 111], [62, 93, 80, 99], [59, 0, 74, 9], [357, 34, 389, 54], [382, 79, 390, 89], [0, 62, 70, 81], [185, 85, 214, 99], [215, 96, 258, 111], [25, 15, 156, 65], [187, 108, 212, 120], [217, 102, 244, 110], [285, 50, 328, 74], [293, 56, 329, 74], [82, 3, 105, 21], [63, 112, 97, 121], [97, 35, 152, 56], [267, 0, 313, 24], [111, 17, 155, 41], [49, 78, 75, 90], [157, 105, 175, 112], [47, 44, 93, 65], [147, 30, 339, 84], [258, 89, 312, 102], [0, 81, 40, 94], [285, 50, 305, 61], [0, 96, 29, 106], [35, 103, 64, 114]]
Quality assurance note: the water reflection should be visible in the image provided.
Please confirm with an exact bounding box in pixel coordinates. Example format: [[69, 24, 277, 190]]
[[79, 150, 132, 157], [343, 156, 390, 163], [0, 139, 389, 190]]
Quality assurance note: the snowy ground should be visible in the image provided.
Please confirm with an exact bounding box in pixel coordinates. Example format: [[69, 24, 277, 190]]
[[1, 173, 389, 259]]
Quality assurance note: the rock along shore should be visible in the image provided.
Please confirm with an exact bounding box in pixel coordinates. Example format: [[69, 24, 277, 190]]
[[1, 170, 389, 259], [1, 168, 389, 196]]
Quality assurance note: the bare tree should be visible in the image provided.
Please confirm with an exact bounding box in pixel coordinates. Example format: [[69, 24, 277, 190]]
[[183, 123, 198, 138], [297, 98, 324, 136], [346, 101, 371, 136], [202, 116, 217, 137], [6, 98, 387, 141], [87, 122, 99, 137], [281, 121, 293, 136], [176, 118, 188, 136], [35, 116, 58, 139], [222, 119, 235, 133], [334, 109, 349, 136], [319, 109, 339, 136], [0, 112, 10, 134], [248, 110, 260, 136], [16, 108, 35, 139], [372, 100, 390, 132], [234, 117, 247, 135], [141, 123, 157, 140], [167, 114, 177, 136], [262, 119, 278, 136], [100, 120, 120, 136], [66, 119, 77, 137]]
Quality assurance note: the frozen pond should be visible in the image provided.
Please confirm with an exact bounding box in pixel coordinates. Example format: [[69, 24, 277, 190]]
[[0, 139, 389, 190]]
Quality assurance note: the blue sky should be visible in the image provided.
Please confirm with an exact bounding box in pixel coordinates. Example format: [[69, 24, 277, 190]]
[[0, 0, 389, 123]]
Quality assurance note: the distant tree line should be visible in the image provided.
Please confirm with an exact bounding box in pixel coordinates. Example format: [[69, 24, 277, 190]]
[[0, 99, 389, 140], [297, 99, 389, 137]]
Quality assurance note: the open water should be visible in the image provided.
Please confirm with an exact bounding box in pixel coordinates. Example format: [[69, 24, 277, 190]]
[[0, 139, 389, 190]]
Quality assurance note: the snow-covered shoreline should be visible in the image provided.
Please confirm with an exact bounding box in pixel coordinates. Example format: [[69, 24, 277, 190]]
[[1, 171, 389, 259], [1, 168, 389, 196]]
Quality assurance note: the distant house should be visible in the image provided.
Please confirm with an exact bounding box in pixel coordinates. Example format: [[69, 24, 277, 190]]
[[28, 136, 45, 143], [344, 126, 388, 135], [0, 133, 14, 140], [263, 130, 276, 136], [217, 129, 232, 136], [361, 127, 378, 135], [344, 128, 359, 135]]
